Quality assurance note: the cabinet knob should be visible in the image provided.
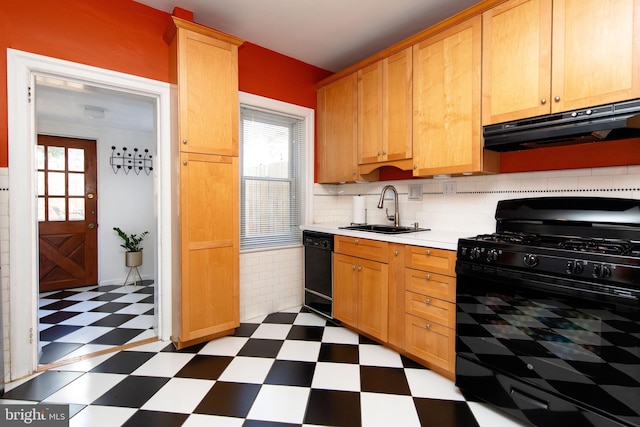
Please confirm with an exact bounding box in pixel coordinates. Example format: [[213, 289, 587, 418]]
[[182, 139, 187, 144], [354, 239, 359, 244], [413, 164, 418, 169], [352, 171, 357, 175], [425, 298, 431, 304], [425, 249, 431, 255], [357, 266, 362, 271], [183, 161, 187, 166], [377, 151, 381, 156], [382, 150, 386, 155], [425, 274, 431, 280], [541, 98, 547, 105], [394, 250, 399, 256], [554, 96, 561, 102], [425, 324, 431, 330], [352, 265, 356, 270]]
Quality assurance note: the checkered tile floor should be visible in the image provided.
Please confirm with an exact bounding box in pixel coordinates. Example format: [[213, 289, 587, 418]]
[[5, 306, 529, 427], [38, 280, 156, 365]]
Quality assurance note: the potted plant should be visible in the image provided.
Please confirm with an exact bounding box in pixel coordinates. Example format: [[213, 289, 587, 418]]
[[113, 227, 149, 267]]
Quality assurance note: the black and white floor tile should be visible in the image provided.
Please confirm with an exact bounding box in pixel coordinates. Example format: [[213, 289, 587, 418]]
[[5, 306, 530, 427], [38, 280, 156, 365]]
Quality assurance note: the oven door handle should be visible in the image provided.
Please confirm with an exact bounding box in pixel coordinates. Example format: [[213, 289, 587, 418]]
[[510, 387, 549, 410]]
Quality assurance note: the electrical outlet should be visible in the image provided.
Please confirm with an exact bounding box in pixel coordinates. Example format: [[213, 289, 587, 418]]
[[408, 184, 423, 200], [443, 181, 457, 195]]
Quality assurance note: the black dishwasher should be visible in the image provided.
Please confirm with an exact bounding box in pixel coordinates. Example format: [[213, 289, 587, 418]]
[[303, 230, 334, 319]]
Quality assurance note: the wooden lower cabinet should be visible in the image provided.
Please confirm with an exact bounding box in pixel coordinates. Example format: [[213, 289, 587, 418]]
[[334, 252, 389, 341], [404, 313, 455, 375], [403, 245, 457, 379]]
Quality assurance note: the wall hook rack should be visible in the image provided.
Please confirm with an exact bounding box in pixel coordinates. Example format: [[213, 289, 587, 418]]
[[110, 146, 153, 176]]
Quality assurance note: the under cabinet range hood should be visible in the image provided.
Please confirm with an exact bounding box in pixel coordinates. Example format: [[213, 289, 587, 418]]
[[483, 98, 640, 151]]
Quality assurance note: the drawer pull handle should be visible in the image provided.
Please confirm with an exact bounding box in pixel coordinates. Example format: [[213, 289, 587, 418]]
[[425, 324, 431, 330], [425, 249, 431, 255], [425, 298, 431, 304], [425, 274, 431, 280]]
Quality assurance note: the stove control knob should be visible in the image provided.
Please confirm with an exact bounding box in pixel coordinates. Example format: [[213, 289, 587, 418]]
[[486, 249, 500, 262], [470, 247, 482, 260], [593, 264, 612, 278], [567, 260, 584, 274], [523, 253, 539, 267]]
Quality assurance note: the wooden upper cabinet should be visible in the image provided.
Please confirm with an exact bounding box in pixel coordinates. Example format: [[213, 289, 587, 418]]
[[483, 0, 640, 125], [358, 47, 412, 166], [317, 73, 359, 183], [165, 17, 242, 156], [413, 16, 497, 177]]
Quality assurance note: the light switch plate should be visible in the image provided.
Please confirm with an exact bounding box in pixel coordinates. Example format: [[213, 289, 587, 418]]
[[408, 184, 423, 201], [443, 181, 457, 195]]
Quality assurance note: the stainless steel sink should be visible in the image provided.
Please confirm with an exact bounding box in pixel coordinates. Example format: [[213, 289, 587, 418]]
[[339, 224, 430, 234]]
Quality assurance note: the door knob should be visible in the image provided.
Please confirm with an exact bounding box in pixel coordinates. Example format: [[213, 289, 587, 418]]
[[87, 193, 95, 199], [88, 223, 96, 229]]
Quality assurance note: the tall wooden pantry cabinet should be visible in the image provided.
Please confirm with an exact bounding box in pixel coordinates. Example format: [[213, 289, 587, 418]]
[[164, 16, 243, 348]]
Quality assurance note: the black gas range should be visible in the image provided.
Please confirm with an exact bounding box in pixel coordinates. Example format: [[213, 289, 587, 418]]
[[455, 197, 640, 427]]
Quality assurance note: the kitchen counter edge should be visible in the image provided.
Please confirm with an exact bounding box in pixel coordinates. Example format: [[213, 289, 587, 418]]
[[301, 224, 475, 251]]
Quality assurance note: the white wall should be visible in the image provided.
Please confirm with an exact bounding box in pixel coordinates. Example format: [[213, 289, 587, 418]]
[[313, 165, 640, 234], [37, 120, 155, 284]]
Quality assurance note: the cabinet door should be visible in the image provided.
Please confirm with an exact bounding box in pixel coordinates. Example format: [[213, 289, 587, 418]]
[[551, 0, 640, 112], [177, 28, 239, 156], [358, 258, 389, 341], [179, 153, 239, 342], [317, 74, 358, 183], [413, 16, 483, 176], [383, 47, 413, 162], [358, 62, 383, 165], [482, 0, 552, 125], [333, 253, 358, 327]]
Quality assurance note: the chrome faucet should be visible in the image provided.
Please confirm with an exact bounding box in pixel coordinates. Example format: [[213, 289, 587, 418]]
[[377, 185, 400, 227]]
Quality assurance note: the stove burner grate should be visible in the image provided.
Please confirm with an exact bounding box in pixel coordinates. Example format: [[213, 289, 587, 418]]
[[477, 231, 541, 245], [557, 238, 633, 255]]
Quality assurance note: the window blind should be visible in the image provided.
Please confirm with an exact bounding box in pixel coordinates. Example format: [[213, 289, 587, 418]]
[[240, 106, 305, 249]]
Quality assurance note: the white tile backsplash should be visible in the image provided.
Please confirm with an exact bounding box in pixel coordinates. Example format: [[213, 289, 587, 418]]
[[312, 166, 640, 236]]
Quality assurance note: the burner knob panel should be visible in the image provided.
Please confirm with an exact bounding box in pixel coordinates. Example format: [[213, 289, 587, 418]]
[[567, 260, 584, 275], [470, 247, 482, 260], [523, 253, 539, 267], [593, 264, 612, 278], [487, 249, 500, 262]]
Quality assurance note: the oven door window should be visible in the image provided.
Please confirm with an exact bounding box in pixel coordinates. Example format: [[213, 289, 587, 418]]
[[456, 272, 640, 422]]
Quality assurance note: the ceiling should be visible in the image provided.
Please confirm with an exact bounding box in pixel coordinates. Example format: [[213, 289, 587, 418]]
[[134, 0, 480, 72], [35, 0, 480, 133]]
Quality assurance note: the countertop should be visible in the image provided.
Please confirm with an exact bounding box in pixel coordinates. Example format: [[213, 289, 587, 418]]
[[301, 223, 476, 251]]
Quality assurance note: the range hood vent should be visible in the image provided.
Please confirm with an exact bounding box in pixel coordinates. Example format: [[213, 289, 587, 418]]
[[483, 98, 640, 151]]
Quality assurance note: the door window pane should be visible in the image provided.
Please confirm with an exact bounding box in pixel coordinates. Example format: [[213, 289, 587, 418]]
[[48, 198, 66, 221], [47, 146, 65, 171], [68, 148, 84, 172], [68, 197, 85, 221], [37, 197, 45, 222], [36, 145, 45, 170], [37, 171, 45, 196], [68, 173, 84, 196], [48, 172, 66, 196]]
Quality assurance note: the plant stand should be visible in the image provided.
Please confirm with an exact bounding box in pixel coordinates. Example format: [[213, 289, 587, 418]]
[[124, 251, 143, 287]]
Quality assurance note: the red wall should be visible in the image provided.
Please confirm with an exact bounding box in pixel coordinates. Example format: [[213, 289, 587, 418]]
[[0, 0, 330, 167]]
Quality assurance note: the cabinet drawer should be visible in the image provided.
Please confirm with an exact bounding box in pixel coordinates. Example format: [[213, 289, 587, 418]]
[[404, 313, 455, 373], [405, 291, 455, 328], [335, 235, 389, 263], [405, 269, 456, 302], [405, 246, 456, 276]]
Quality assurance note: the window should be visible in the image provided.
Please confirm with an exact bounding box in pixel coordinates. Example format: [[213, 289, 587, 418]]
[[240, 105, 305, 249]]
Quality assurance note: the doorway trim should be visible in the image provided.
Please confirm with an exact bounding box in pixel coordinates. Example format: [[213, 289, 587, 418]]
[[7, 49, 174, 380]]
